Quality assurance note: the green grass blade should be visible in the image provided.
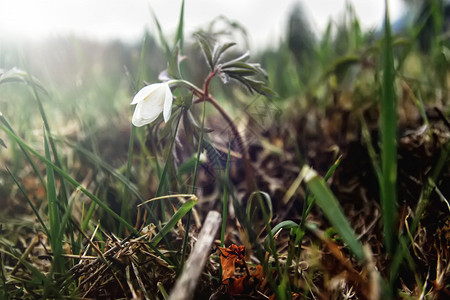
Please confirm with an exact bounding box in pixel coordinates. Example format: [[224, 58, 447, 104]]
[[0, 123, 137, 234], [265, 220, 298, 247], [182, 100, 207, 263], [0, 67, 45, 90], [269, 220, 298, 237], [229, 190, 280, 295], [220, 142, 232, 247], [119, 32, 150, 235], [302, 155, 343, 223], [380, 0, 398, 254], [149, 5, 171, 57], [148, 3, 180, 78], [5, 167, 50, 237], [61, 138, 146, 203], [255, 191, 288, 299], [44, 131, 64, 274], [61, 136, 161, 229], [0, 249, 7, 299], [174, 0, 185, 52], [246, 191, 273, 226], [0, 114, 46, 189], [155, 111, 183, 199], [390, 141, 450, 284], [150, 196, 198, 247], [302, 165, 366, 262], [58, 198, 75, 243], [286, 155, 343, 269], [245, 190, 285, 295], [120, 124, 136, 235], [0, 246, 48, 283], [360, 116, 382, 182], [81, 200, 97, 232], [24, 66, 69, 203]]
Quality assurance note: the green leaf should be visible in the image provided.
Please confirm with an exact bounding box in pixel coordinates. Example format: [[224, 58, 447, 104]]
[[221, 142, 232, 247], [221, 61, 259, 72], [0, 122, 137, 234], [60, 138, 146, 204], [302, 165, 366, 262], [243, 77, 278, 97], [380, 0, 397, 254], [6, 167, 50, 237], [0, 67, 46, 92], [323, 55, 360, 79], [220, 51, 250, 68], [0, 138, 6, 149], [271, 220, 298, 233], [155, 110, 183, 198], [150, 196, 198, 247], [228, 73, 255, 93], [195, 33, 214, 70], [44, 130, 64, 274], [149, 5, 180, 78], [221, 68, 256, 77], [1, 114, 46, 191], [212, 41, 236, 66], [174, 0, 185, 51], [246, 191, 273, 223]]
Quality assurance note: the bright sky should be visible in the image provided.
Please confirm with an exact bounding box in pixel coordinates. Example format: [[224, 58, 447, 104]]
[[0, 0, 404, 47]]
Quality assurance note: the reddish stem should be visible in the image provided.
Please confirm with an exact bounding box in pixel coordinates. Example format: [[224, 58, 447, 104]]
[[203, 71, 216, 99], [189, 71, 254, 190]]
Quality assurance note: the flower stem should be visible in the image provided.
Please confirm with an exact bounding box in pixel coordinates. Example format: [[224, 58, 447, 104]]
[[194, 96, 253, 190], [168, 79, 203, 97], [178, 71, 254, 189], [203, 71, 216, 98]]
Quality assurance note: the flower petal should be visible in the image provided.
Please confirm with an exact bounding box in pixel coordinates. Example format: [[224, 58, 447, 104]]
[[130, 82, 173, 127], [163, 84, 173, 122], [130, 83, 162, 105], [131, 95, 164, 127]]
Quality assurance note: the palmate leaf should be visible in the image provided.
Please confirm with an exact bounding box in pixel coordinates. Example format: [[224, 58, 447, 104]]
[[219, 53, 276, 97], [220, 51, 250, 68], [228, 73, 277, 97], [242, 77, 277, 97], [220, 68, 256, 77], [212, 41, 237, 66], [193, 35, 276, 97], [195, 33, 214, 70], [221, 62, 263, 77]]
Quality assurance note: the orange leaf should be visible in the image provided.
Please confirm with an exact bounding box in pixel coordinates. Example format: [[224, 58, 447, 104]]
[[218, 244, 246, 282], [227, 276, 247, 295], [252, 264, 263, 281], [227, 269, 263, 295], [220, 251, 238, 281]]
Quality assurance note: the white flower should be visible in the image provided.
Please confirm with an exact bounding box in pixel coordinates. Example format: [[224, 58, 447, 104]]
[[130, 82, 173, 127]]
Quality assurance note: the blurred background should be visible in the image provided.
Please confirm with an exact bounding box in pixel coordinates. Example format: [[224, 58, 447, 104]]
[[1, 0, 448, 164], [1, 0, 448, 141], [0, 0, 405, 47]]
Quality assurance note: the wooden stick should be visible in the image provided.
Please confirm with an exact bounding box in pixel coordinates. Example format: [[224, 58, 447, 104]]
[[169, 210, 221, 300]]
